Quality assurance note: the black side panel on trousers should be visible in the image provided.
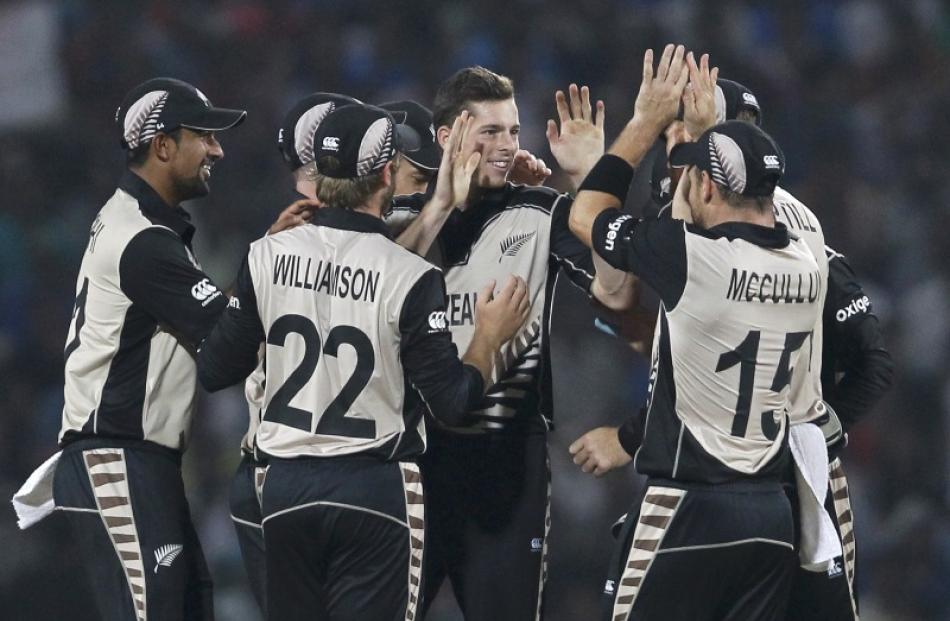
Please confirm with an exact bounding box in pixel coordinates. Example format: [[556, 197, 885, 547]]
[[261, 457, 422, 621], [605, 481, 795, 621], [52, 441, 214, 620], [419, 428, 550, 621], [229, 454, 267, 614], [785, 458, 859, 621]]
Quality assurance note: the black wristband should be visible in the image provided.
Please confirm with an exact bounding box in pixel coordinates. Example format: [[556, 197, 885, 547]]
[[578, 154, 635, 203]]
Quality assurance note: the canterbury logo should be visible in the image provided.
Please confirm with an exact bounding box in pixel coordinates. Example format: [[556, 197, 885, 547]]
[[323, 136, 340, 151], [191, 278, 219, 301], [763, 154, 781, 169], [428, 311, 448, 332], [499, 232, 536, 262], [154, 544, 183, 573]]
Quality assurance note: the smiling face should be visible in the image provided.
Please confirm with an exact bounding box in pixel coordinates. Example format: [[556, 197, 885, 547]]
[[459, 98, 520, 189], [168, 128, 224, 200]]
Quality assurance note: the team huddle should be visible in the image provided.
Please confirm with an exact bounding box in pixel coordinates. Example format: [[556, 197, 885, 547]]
[[14, 43, 894, 621]]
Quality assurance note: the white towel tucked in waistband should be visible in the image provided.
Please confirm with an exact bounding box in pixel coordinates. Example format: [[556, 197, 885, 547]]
[[12, 451, 62, 529], [789, 424, 841, 571]]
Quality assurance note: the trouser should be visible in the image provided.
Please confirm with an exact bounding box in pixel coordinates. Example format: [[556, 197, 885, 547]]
[[418, 428, 550, 621], [603, 479, 796, 621], [785, 457, 860, 620], [261, 455, 424, 621], [229, 452, 268, 613], [52, 439, 214, 621]]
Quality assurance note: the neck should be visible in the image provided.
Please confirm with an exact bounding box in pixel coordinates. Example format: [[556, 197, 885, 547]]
[[294, 178, 317, 200], [703, 200, 775, 229], [130, 166, 179, 208], [352, 194, 385, 219]]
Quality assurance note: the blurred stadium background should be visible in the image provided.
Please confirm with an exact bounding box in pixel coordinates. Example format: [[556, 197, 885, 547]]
[[1, 1, 948, 619]]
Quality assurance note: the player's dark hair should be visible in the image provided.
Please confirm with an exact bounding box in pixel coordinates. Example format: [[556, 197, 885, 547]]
[[432, 66, 515, 129], [713, 181, 772, 212], [127, 129, 183, 168]]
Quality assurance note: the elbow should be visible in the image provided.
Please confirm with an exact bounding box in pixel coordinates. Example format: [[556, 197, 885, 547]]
[[872, 349, 897, 393], [196, 353, 232, 393], [196, 366, 226, 393]]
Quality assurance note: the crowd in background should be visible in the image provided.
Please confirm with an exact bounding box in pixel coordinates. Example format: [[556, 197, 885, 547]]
[[1, 1, 948, 619]]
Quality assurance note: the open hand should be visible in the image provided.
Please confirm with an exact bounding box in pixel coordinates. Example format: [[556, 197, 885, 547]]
[[431, 111, 481, 211], [546, 84, 605, 184], [475, 275, 531, 347], [682, 52, 719, 139], [268, 199, 321, 235], [509, 149, 552, 186], [633, 44, 690, 134], [569, 426, 632, 476]]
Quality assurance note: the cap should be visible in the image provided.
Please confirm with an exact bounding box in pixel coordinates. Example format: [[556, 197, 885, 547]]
[[313, 104, 422, 179], [669, 120, 784, 197], [115, 78, 246, 150], [277, 92, 362, 170], [714, 79, 761, 126], [379, 100, 440, 171]]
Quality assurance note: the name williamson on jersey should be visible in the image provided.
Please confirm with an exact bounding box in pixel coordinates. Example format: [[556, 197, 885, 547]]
[[273, 253, 380, 303]]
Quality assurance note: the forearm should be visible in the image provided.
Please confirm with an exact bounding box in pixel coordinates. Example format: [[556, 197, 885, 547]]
[[461, 328, 501, 388], [395, 200, 453, 256], [197, 330, 262, 392], [827, 348, 895, 429], [591, 251, 639, 311]]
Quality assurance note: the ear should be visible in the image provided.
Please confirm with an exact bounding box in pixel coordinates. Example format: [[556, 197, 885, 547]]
[[151, 133, 174, 163], [382, 160, 395, 187], [436, 125, 452, 149], [701, 170, 715, 203]]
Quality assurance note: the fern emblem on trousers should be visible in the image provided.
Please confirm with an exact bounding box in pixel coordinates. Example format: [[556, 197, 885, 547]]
[[154, 544, 184, 573]]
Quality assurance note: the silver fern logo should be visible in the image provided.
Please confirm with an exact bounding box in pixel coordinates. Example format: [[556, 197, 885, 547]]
[[357, 117, 394, 176], [707, 132, 747, 193], [153, 544, 184, 573], [123, 91, 169, 149], [499, 232, 536, 262]]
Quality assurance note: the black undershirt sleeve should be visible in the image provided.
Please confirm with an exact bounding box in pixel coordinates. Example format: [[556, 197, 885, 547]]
[[196, 256, 266, 392], [399, 269, 484, 426], [591, 208, 688, 308], [550, 194, 595, 293], [119, 227, 229, 346], [821, 250, 894, 430]]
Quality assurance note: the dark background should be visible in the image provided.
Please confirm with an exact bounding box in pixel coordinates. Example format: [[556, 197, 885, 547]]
[[1, 1, 948, 619]]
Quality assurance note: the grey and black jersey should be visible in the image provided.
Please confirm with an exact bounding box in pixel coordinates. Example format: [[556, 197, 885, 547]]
[[594, 210, 822, 484], [60, 171, 228, 451], [821, 247, 894, 429], [772, 186, 829, 424], [389, 184, 594, 433], [197, 207, 485, 461]]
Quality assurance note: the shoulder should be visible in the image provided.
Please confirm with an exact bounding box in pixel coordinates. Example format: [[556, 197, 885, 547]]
[[391, 192, 428, 213], [504, 183, 568, 215]]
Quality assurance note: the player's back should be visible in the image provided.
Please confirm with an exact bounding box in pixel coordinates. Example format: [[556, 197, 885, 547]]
[[637, 222, 824, 483], [247, 210, 436, 460], [772, 185, 829, 424]]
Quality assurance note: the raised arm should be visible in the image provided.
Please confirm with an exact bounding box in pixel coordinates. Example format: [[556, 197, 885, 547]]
[[569, 45, 689, 248], [396, 112, 480, 256]]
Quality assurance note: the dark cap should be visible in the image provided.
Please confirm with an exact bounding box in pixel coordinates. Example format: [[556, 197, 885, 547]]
[[115, 78, 246, 150], [715, 79, 761, 126], [277, 92, 362, 170], [313, 104, 422, 179], [379, 100, 440, 172], [669, 120, 784, 197]]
